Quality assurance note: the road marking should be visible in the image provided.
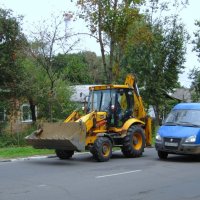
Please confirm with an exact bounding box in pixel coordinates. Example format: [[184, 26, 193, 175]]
[[38, 184, 47, 187], [96, 170, 142, 178]]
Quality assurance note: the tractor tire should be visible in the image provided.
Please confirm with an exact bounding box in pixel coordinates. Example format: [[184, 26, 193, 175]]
[[55, 150, 74, 159], [121, 125, 145, 158], [157, 151, 168, 159], [92, 137, 112, 162]]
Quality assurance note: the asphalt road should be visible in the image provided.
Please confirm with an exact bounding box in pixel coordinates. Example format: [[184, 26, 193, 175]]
[[0, 148, 200, 200]]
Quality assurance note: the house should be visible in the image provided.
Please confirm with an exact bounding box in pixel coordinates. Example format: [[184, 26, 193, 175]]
[[70, 85, 93, 103], [0, 85, 92, 133], [170, 87, 192, 102]]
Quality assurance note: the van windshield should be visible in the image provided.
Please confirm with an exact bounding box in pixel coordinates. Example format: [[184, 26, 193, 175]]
[[164, 109, 200, 127]]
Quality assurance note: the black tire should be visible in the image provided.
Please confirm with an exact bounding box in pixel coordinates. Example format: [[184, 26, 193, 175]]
[[121, 125, 145, 158], [92, 137, 112, 162], [157, 151, 168, 159], [55, 150, 74, 159]]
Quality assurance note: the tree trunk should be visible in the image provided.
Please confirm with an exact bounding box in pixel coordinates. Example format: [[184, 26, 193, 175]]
[[109, 38, 114, 82], [29, 98, 36, 122], [153, 104, 161, 126], [98, 1, 108, 83]]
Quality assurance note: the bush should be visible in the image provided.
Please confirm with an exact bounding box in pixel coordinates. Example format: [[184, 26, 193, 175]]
[[0, 124, 36, 148]]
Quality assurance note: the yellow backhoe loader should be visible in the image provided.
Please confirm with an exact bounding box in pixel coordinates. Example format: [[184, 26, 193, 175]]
[[26, 74, 152, 162]]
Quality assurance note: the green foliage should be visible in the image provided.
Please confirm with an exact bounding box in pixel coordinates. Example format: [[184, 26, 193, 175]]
[[193, 20, 200, 59], [54, 53, 93, 84], [54, 52, 104, 84], [191, 21, 200, 101], [77, 0, 144, 82], [0, 125, 36, 148], [120, 1, 188, 123], [189, 68, 200, 102], [47, 79, 77, 120], [18, 56, 76, 121], [81, 51, 104, 83], [0, 8, 27, 99]]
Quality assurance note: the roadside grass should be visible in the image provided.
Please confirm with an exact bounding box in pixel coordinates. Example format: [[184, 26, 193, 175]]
[[0, 146, 54, 159]]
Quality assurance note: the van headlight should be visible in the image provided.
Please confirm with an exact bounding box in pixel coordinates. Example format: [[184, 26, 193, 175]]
[[156, 134, 162, 142], [185, 135, 196, 143]]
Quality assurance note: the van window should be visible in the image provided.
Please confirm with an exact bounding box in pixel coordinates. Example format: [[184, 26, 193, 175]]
[[165, 109, 200, 126]]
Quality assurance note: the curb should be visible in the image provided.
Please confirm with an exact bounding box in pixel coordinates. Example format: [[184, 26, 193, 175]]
[[0, 155, 56, 163], [0, 152, 91, 163]]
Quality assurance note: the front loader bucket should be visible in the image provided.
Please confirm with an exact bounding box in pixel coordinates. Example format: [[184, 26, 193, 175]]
[[25, 122, 86, 152]]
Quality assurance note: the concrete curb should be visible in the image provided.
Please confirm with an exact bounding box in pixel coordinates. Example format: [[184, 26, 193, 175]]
[[0, 155, 56, 163], [0, 152, 91, 163]]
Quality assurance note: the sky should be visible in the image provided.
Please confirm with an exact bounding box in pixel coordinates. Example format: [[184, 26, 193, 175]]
[[0, 0, 199, 88]]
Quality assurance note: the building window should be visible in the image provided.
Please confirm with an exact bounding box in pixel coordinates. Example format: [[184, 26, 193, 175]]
[[21, 104, 32, 122]]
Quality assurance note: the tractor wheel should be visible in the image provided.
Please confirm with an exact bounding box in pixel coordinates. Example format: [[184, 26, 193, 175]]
[[121, 125, 145, 158], [157, 151, 168, 159], [55, 150, 74, 159], [92, 137, 112, 162]]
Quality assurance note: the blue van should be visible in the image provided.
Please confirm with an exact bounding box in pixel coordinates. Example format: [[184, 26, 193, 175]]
[[155, 103, 200, 159]]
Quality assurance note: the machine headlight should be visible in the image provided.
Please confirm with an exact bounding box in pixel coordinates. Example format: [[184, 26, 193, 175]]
[[156, 134, 162, 141], [185, 135, 196, 143]]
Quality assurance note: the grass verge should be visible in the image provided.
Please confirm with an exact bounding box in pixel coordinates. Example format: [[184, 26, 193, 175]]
[[0, 146, 54, 159]]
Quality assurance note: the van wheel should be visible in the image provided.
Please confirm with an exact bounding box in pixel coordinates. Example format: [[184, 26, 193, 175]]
[[92, 137, 112, 162], [121, 125, 145, 158], [55, 150, 74, 159], [157, 151, 168, 159]]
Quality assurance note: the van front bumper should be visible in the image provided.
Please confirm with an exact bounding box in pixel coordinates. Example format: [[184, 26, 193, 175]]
[[155, 142, 200, 155]]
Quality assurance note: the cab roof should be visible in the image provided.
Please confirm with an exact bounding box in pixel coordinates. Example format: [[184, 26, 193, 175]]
[[173, 103, 200, 110], [89, 84, 132, 90]]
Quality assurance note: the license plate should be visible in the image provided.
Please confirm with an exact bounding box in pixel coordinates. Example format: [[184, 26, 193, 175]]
[[165, 142, 178, 147]]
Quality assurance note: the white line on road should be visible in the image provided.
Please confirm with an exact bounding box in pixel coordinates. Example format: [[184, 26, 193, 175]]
[[96, 170, 142, 179]]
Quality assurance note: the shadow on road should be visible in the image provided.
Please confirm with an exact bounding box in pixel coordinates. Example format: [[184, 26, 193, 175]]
[[156, 154, 200, 163]]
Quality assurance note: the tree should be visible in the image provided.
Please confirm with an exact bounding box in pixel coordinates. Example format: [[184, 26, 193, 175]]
[[189, 68, 200, 101], [191, 20, 200, 101], [192, 20, 200, 59], [53, 53, 93, 84], [121, 0, 189, 123], [19, 56, 76, 121], [77, 0, 143, 82], [0, 8, 26, 99], [54, 51, 103, 84], [18, 56, 48, 121], [0, 8, 28, 126], [26, 14, 79, 121], [81, 51, 104, 83]]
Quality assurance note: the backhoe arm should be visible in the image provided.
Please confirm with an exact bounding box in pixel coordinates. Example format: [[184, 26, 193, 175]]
[[124, 74, 146, 119], [125, 74, 152, 146]]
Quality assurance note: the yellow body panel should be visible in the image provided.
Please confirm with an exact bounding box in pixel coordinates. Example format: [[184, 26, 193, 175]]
[[122, 118, 145, 130], [108, 127, 123, 132], [75, 112, 95, 132], [124, 74, 135, 87], [95, 112, 107, 121], [64, 111, 79, 123], [145, 117, 152, 146]]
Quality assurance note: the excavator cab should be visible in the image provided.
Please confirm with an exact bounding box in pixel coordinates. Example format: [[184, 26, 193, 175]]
[[86, 88, 134, 127]]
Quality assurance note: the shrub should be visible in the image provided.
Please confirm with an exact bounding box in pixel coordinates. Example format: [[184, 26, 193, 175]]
[[0, 124, 36, 148]]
